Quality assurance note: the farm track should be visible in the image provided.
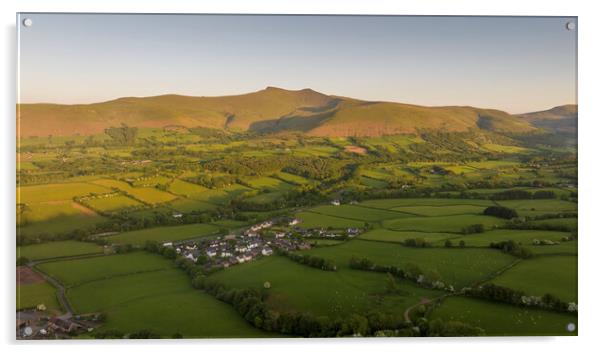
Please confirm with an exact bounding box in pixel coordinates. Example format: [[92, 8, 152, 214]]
[[26, 252, 111, 317], [404, 293, 454, 323], [29, 264, 74, 317]]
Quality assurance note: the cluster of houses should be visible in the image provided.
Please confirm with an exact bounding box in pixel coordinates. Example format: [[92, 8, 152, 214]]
[[287, 226, 362, 239], [17, 313, 102, 339], [163, 216, 366, 270], [161, 216, 365, 271], [164, 218, 313, 270]]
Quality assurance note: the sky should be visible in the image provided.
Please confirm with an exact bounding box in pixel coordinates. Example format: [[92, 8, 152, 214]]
[[18, 14, 577, 114]]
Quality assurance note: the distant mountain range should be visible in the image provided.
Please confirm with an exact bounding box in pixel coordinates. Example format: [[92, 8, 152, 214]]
[[17, 87, 577, 137]]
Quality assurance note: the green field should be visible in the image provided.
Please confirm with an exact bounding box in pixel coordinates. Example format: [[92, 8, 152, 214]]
[[17, 282, 60, 312], [18, 240, 104, 261], [360, 229, 454, 244], [391, 204, 487, 216], [190, 183, 252, 205], [429, 296, 576, 336], [85, 195, 143, 212], [308, 204, 409, 221], [382, 214, 503, 233], [167, 198, 217, 212], [107, 223, 219, 245], [246, 177, 295, 191], [274, 172, 312, 185], [59, 254, 273, 338], [302, 240, 516, 287], [456, 229, 571, 247], [18, 182, 110, 203], [497, 199, 577, 217], [167, 179, 209, 198], [360, 198, 495, 210], [36, 252, 173, 287], [490, 256, 577, 302], [91, 179, 178, 204], [295, 211, 366, 229], [211, 255, 441, 318], [17, 202, 108, 237], [526, 217, 578, 231]]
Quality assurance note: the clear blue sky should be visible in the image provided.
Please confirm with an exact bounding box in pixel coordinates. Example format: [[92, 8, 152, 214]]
[[18, 14, 577, 113]]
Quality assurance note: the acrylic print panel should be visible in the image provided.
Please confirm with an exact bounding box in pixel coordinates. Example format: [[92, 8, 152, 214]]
[[16, 14, 577, 339]]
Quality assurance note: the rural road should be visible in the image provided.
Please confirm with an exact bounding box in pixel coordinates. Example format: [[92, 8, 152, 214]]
[[29, 265, 74, 318], [26, 253, 107, 318]]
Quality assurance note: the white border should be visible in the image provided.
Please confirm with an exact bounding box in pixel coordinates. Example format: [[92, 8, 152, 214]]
[[2, 1, 601, 352]]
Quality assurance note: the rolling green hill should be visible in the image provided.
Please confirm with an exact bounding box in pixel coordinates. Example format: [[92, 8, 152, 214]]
[[19, 87, 539, 137]]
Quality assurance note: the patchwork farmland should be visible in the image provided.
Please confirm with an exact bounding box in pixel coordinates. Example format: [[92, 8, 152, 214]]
[[17, 113, 577, 338]]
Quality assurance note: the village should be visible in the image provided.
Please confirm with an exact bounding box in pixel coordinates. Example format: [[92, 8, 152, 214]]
[[17, 214, 364, 339], [164, 216, 363, 271]]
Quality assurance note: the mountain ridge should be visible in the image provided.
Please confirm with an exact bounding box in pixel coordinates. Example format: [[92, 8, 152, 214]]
[[18, 87, 569, 137]]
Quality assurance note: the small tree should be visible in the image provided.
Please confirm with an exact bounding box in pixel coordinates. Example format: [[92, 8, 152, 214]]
[[459, 240, 466, 248], [444, 239, 453, 248]]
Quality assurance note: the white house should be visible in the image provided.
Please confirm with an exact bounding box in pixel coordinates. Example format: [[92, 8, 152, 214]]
[[206, 250, 217, 257], [289, 218, 301, 226], [331, 200, 341, 206]]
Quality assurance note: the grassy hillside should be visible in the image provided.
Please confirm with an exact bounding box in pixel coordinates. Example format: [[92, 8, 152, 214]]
[[517, 104, 577, 134], [19, 86, 537, 137]]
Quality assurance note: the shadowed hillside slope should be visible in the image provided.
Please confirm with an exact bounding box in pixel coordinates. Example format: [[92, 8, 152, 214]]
[[517, 104, 577, 134]]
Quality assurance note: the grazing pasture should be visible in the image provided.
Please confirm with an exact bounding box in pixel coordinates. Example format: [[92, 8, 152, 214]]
[[359, 229, 455, 244], [359, 198, 494, 210], [302, 240, 516, 287], [84, 195, 143, 212], [18, 182, 110, 203], [429, 296, 576, 336], [168, 198, 217, 212], [391, 204, 486, 217], [210, 256, 441, 318], [246, 177, 295, 191], [308, 204, 408, 221], [91, 179, 177, 204], [456, 229, 570, 247], [274, 172, 311, 185], [490, 256, 577, 302], [191, 184, 251, 205], [295, 211, 365, 229], [359, 176, 389, 189], [62, 258, 272, 338], [18, 241, 104, 261], [526, 241, 577, 255], [526, 217, 578, 231], [107, 223, 219, 245], [382, 214, 502, 233], [17, 282, 60, 312], [497, 199, 577, 217], [167, 179, 209, 198], [36, 252, 173, 287], [17, 202, 108, 237]]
